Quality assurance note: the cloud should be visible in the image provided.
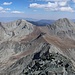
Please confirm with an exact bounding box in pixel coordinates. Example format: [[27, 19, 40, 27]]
[[11, 11, 24, 14], [33, 10, 37, 11], [30, 2, 58, 8], [59, 7, 74, 12], [58, 1, 67, 6], [29, 1, 74, 12], [29, 1, 67, 8], [0, 6, 11, 13], [5, 8, 11, 11], [3, 2, 12, 5], [0, 7, 3, 10], [72, 0, 75, 2], [0, 10, 6, 13], [30, 3, 45, 8]]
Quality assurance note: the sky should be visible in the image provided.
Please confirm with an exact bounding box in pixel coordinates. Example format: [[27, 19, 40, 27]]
[[0, 0, 75, 20]]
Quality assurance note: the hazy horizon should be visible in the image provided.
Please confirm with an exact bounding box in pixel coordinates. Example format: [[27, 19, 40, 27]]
[[0, 17, 75, 22]]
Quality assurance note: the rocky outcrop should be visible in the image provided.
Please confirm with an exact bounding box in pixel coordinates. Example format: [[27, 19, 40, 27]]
[[0, 43, 50, 75], [0, 30, 47, 75], [0, 19, 34, 41], [21, 49, 75, 75], [47, 18, 75, 39]]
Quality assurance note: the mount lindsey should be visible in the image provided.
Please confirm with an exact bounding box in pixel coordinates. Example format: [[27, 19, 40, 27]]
[[0, 18, 75, 75]]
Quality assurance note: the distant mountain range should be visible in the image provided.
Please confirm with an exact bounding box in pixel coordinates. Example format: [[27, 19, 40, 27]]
[[0, 17, 55, 26], [28, 20, 55, 26], [0, 17, 75, 26], [28, 19, 75, 26]]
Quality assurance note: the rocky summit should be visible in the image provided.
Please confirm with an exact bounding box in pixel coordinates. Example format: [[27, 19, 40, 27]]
[[0, 18, 75, 75], [0, 19, 34, 41]]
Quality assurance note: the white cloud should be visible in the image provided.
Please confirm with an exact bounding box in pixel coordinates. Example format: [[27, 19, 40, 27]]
[[59, 7, 74, 12], [3, 2, 12, 5], [30, 3, 45, 8], [0, 7, 3, 10], [0, 7, 6, 13], [47, 2, 58, 8], [11, 11, 24, 14], [30, 2, 58, 8], [29, 2, 74, 12], [5, 8, 11, 10], [0, 10, 6, 13], [58, 1, 67, 6], [33, 10, 37, 11], [0, 7, 10, 13], [30, 1, 67, 8]]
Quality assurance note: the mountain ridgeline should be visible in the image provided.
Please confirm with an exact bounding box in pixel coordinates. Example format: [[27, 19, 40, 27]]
[[0, 18, 75, 75]]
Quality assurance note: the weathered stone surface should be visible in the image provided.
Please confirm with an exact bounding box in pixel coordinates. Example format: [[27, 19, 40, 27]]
[[22, 49, 75, 75]]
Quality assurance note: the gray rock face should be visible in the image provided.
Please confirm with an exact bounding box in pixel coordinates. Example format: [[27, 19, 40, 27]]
[[47, 18, 75, 39], [0, 30, 47, 75], [0, 43, 51, 75], [0, 19, 34, 41], [46, 18, 75, 63], [0, 18, 75, 75], [21, 48, 75, 75], [0, 19, 35, 74]]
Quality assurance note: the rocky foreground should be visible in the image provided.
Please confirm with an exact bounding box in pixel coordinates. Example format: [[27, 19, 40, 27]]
[[0, 18, 75, 75], [22, 46, 75, 75]]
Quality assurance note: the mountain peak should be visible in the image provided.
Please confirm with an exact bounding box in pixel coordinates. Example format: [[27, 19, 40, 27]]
[[17, 19, 26, 22], [47, 18, 75, 39], [57, 18, 70, 23], [53, 18, 75, 27]]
